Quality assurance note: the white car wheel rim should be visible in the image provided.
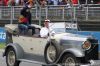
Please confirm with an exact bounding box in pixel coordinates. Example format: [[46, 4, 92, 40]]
[[8, 51, 15, 66], [64, 57, 75, 66], [47, 45, 56, 62]]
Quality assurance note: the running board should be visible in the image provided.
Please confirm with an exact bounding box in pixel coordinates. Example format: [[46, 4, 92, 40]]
[[18, 59, 59, 66], [19, 59, 94, 66]]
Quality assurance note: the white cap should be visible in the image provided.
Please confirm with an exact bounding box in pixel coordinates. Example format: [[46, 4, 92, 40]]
[[45, 19, 50, 22]]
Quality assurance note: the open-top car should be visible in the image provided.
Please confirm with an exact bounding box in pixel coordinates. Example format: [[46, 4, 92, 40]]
[[3, 22, 99, 66]]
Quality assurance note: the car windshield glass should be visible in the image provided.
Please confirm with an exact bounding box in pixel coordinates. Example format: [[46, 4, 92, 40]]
[[52, 28, 65, 33], [52, 28, 77, 33]]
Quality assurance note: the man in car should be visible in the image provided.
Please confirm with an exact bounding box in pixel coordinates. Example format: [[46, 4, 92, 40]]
[[40, 19, 55, 38]]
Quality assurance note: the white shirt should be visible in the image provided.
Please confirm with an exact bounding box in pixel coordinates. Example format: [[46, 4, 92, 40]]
[[40, 27, 49, 37], [40, 27, 55, 37]]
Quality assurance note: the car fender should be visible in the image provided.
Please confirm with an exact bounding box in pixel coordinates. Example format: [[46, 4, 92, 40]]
[[56, 48, 85, 63], [3, 43, 24, 60], [62, 48, 84, 57]]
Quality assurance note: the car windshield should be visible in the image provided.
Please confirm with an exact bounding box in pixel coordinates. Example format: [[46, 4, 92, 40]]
[[52, 28, 77, 33], [52, 28, 65, 33], [49, 22, 77, 33]]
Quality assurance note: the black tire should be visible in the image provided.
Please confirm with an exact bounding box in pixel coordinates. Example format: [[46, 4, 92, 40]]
[[44, 43, 59, 64], [62, 54, 80, 66], [6, 47, 20, 66]]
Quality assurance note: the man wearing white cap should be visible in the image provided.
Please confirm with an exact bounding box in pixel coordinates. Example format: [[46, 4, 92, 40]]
[[40, 19, 55, 38]]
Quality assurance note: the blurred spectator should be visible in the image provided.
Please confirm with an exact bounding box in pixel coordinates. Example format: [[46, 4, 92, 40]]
[[47, 0, 54, 5], [96, 0, 100, 4], [24, 0, 28, 3], [19, 0, 24, 6], [23, 0, 35, 7], [27, 0, 35, 6], [39, 0, 47, 7], [4, 0, 9, 6], [19, 0, 33, 6], [7, 0, 15, 6], [52, 0, 59, 5], [79, 0, 95, 4], [15, 0, 20, 5], [58, 0, 67, 5], [88, 0, 93, 4], [97, 1, 100, 4], [2, 0, 100, 6], [71, 0, 78, 4], [0, 0, 3, 6]]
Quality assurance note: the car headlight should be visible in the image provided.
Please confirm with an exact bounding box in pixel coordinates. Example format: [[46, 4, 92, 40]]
[[82, 41, 91, 50]]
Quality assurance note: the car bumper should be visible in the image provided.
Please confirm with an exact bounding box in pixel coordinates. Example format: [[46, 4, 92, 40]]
[[42, 60, 100, 66], [88, 60, 100, 66]]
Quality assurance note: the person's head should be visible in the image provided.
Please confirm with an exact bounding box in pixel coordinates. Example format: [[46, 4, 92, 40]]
[[27, 2, 33, 9], [25, 1, 32, 9], [44, 19, 50, 28], [25, 3, 32, 12]]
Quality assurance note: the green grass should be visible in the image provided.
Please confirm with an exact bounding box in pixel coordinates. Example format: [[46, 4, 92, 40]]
[[0, 43, 6, 49]]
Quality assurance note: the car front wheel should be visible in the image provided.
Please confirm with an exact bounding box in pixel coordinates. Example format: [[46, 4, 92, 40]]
[[44, 44, 58, 63], [6, 47, 20, 66], [62, 54, 80, 66]]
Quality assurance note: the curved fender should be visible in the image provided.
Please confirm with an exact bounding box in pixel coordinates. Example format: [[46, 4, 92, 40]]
[[56, 48, 85, 63], [3, 43, 24, 59], [62, 48, 85, 57]]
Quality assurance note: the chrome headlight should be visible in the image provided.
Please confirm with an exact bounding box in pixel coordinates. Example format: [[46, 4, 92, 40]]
[[82, 41, 91, 50]]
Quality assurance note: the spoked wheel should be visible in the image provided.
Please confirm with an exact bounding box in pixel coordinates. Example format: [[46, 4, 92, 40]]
[[6, 48, 20, 66], [44, 44, 58, 63], [62, 54, 80, 66]]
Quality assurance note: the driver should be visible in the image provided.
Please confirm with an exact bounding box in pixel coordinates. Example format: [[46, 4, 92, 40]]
[[40, 19, 55, 38]]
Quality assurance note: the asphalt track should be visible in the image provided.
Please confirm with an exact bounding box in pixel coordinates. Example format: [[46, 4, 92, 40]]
[[0, 49, 100, 66]]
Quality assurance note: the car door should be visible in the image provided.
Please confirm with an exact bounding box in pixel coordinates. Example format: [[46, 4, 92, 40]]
[[30, 37, 48, 55], [12, 35, 34, 53], [14, 36, 48, 56], [13, 35, 48, 60]]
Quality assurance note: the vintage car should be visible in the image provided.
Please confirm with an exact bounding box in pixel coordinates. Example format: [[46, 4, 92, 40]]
[[3, 22, 99, 66]]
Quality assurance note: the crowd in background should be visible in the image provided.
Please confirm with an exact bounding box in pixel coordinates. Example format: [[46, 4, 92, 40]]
[[0, 0, 77, 6], [0, 0, 100, 6]]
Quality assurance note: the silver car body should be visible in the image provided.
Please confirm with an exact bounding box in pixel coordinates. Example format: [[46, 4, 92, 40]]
[[4, 23, 96, 64]]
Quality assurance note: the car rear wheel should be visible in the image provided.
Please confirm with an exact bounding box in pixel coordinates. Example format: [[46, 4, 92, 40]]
[[44, 44, 58, 63], [62, 54, 80, 66], [6, 47, 20, 66]]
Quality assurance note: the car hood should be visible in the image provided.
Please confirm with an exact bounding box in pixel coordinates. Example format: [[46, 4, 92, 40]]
[[52, 33, 88, 42]]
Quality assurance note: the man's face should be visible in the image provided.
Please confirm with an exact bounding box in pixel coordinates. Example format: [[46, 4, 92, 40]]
[[44, 21, 49, 28], [28, 4, 32, 9]]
